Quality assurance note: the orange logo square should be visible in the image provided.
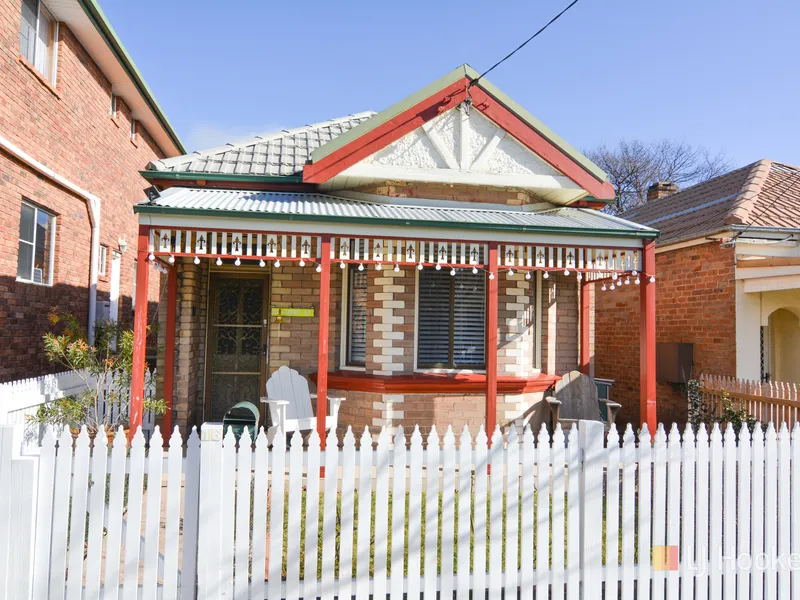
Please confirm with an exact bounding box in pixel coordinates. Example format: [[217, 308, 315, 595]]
[[653, 545, 679, 571]]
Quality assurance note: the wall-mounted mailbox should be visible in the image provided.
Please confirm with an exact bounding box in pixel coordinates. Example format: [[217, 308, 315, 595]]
[[271, 307, 315, 318], [656, 342, 694, 383]]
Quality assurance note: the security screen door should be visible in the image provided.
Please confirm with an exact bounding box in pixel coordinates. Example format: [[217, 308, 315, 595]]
[[205, 274, 269, 421]]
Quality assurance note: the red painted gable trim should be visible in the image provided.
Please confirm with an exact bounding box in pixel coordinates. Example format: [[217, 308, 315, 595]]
[[303, 77, 615, 201], [304, 79, 468, 184]]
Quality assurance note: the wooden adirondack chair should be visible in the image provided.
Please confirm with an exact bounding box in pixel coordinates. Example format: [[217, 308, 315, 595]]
[[546, 370, 621, 431], [260, 366, 344, 436]]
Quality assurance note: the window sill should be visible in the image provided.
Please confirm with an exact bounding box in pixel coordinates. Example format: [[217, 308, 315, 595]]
[[130, 137, 139, 148], [18, 55, 59, 99], [339, 365, 366, 372], [313, 370, 560, 395], [16, 277, 52, 288], [414, 368, 486, 375], [110, 114, 120, 128]]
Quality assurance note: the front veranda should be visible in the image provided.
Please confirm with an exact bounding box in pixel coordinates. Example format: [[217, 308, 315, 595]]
[[129, 214, 658, 441]]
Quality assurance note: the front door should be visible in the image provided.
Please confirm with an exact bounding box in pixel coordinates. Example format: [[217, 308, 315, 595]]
[[205, 274, 269, 422]]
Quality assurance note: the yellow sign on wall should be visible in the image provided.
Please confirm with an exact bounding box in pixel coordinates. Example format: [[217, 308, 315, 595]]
[[271, 307, 315, 318]]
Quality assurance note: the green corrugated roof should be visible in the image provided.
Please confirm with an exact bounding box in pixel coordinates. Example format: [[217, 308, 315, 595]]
[[135, 187, 656, 239]]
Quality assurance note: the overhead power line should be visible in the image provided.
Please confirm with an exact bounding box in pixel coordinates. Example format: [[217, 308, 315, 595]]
[[468, 0, 582, 89]]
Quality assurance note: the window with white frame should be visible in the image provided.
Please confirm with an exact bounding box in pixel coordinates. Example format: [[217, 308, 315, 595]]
[[417, 269, 485, 369], [130, 119, 137, 141], [17, 201, 56, 285], [345, 265, 367, 366], [98, 245, 108, 276], [110, 93, 117, 117], [19, 0, 58, 84]]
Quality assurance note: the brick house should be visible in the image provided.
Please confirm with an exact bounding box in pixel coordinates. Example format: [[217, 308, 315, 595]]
[[0, 0, 183, 382], [129, 65, 659, 438], [595, 160, 800, 427]]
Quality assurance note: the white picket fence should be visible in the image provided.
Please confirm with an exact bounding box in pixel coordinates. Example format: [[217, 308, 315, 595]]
[[0, 369, 157, 439], [2, 419, 800, 600]]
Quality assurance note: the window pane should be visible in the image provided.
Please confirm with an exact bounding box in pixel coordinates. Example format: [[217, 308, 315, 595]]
[[417, 269, 452, 367], [35, 6, 56, 81], [17, 241, 33, 280], [453, 272, 485, 367], [19, 203, 35, 242], [347, 267, 367, 365], [34, 210, 51, 281], [19, 0, 37, 62]]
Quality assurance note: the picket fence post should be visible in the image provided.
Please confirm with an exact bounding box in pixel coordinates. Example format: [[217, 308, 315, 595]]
[[198, 422, 224, 600], [579, 419, 604, 600], [0, 425, 15, 597]]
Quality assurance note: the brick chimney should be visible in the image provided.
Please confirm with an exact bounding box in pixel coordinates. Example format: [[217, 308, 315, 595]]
[[647, 181, 678, 201]]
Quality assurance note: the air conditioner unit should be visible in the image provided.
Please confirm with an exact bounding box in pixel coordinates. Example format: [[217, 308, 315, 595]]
[[96, 300, 111, 322]]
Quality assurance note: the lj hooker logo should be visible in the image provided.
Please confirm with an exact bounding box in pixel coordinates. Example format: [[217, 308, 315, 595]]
[[653, 546, 679, 571]]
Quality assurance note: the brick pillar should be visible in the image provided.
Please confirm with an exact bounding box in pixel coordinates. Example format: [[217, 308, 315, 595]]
[[367, 268, 409, 376], [173, 258, 208, 431]]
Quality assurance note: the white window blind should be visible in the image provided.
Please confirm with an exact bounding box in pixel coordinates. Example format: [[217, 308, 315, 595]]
[[417, 270, 485, 368], [346, 267, 367, 366]]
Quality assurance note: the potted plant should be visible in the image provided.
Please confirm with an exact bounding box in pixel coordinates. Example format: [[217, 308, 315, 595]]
[[27, 310, 168, 441]]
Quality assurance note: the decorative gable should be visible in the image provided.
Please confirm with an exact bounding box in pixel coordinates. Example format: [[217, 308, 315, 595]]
[[305, 65, 615, 203], [363, 109, 562, 177], [326, 107, 582, 203]]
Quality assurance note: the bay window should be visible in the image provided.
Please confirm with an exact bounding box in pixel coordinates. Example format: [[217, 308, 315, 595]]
[[417, 269, 485, 369]]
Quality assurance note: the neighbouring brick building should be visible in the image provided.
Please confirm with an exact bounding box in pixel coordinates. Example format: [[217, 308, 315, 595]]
[[128, 65, 659, 438], [0, 0, 183, 382], [596, 160, 800, 427]]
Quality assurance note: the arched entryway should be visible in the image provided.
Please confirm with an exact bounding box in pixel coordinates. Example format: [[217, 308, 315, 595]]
[[767, 308, 800, 383]]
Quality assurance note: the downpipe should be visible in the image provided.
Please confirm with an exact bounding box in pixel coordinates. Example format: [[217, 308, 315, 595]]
[[0, 134, 102, 342]]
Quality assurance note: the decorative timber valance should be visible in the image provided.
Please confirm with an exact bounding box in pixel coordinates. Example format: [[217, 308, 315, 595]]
[[147, 228, 643, 273]]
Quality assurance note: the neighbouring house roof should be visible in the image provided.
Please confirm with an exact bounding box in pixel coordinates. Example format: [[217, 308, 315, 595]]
[[146, 113, 376, 177], [134, 187, 657, 239], [621, 160, 800, 246]]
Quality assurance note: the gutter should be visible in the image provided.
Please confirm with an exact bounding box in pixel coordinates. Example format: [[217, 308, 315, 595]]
[[0, 135, 101, 342], [140, 170, 305, 184]]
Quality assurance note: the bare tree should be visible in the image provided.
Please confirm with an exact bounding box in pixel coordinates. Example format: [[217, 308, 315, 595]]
[[586, 139, 732, 214]]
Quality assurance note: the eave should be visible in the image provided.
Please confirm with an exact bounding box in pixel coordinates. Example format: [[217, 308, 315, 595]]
[[45, 0, 185, 155]]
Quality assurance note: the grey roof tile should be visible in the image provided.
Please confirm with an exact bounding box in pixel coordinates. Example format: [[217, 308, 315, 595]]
[[147, 112, 377, 177]]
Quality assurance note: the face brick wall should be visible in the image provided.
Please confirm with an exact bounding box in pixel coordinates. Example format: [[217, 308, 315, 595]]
[[269, 264, 342, 378], [541, 272, 579, 375], [354, 181, 542, 206], [0, 7, 169, 381], [594, 242, 737, 427]]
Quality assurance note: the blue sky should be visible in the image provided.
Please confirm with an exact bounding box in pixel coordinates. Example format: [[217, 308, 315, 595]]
[[101, 0, 800, 167]]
